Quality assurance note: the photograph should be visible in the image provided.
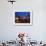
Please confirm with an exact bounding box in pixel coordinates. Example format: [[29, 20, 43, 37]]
[[15, 11, 32, 25]]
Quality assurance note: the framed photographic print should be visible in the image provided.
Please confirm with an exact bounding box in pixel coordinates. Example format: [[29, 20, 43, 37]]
[[15, 11, 33, 26]]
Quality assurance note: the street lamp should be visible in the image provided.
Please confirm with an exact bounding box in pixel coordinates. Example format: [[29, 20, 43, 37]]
[[8, 0, 16, 4]]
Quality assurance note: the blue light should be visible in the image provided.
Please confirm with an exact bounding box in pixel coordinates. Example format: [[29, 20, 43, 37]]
[[15, 12, 30, 16]]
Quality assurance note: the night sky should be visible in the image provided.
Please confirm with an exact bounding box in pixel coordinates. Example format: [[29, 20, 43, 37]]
[[15, 12, 30, 16]]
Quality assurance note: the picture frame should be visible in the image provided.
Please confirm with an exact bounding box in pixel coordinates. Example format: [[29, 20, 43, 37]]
[[14, 11, 33, 26]]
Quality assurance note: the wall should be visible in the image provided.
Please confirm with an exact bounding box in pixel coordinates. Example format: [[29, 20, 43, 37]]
[[0, 0, 46, 42]]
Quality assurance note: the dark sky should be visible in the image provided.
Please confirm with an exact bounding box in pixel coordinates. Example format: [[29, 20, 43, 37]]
[[15, 12, 30, 16]]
